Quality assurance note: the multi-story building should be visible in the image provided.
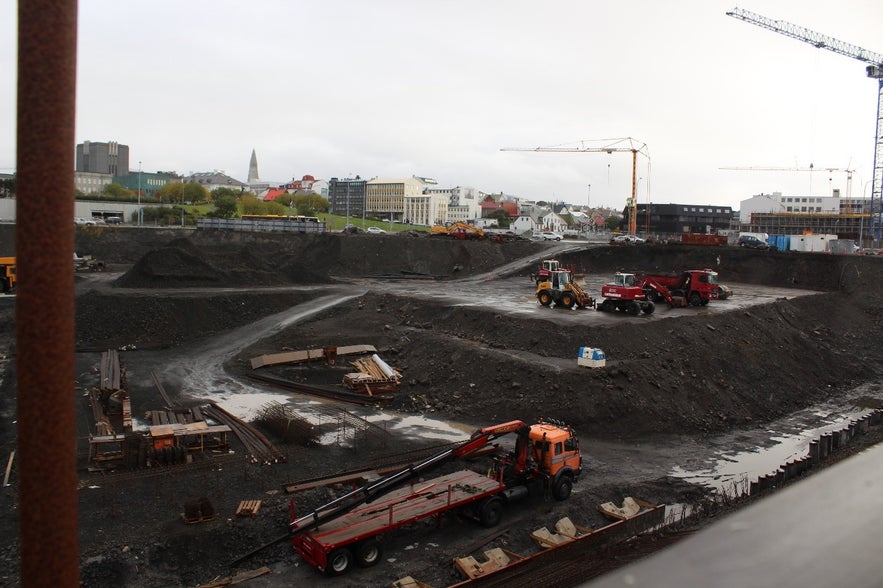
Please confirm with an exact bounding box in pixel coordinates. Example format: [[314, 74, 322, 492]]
[[74, 171, 112, 196], [285, 175, 328, 197], [366, 177, 425, 222], [631, 202, 734, 236], [328, 177, 367, 220], [75, 141, 129, 176], [113, 171, 176, 198], [440, 186, 482, 224], [403, 190, 449, 226]]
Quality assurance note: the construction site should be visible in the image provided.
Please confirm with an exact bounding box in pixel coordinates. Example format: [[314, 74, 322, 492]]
[[0, 225, 882, 587]]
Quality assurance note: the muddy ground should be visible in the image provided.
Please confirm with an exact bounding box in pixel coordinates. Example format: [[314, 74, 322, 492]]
[[1, 227, 882, 587]]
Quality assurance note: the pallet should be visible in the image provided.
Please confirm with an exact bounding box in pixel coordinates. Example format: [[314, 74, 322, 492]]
[[236, 499, 262, 517]]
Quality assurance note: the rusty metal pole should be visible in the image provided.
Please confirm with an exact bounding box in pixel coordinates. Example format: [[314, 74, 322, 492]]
[[16, 1, 79, 586]]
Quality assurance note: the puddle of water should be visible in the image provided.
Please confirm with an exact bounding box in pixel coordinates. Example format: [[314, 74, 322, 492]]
[[671, 388, 878, 493]]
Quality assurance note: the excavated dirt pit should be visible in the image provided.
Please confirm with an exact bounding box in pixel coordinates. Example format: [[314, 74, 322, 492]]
[[1, 228, 882, 587]]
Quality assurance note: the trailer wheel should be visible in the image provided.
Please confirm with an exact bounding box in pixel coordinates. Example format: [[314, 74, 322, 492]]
[[552, 474, 573, 501], [537, 291, 553, 306], [642, 301, 655, 315], [355, 538, 383, 567], [325, 547, 354, 576], [689, 293, 702, 306], [478, 497, 504, 527]]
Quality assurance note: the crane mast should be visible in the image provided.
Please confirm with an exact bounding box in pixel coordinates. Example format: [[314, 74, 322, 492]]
[[727, 7, 883, 241], [501, 137, 649, 236]]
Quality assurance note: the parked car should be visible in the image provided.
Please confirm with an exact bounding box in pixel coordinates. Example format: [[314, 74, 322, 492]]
[[738, 235, 769, 249], [105, 216, 123, 225], [74, 217, 96, 226], [611, 234, 644, 245], [539, 232, 562, 241], [366, 227, 387, 234]]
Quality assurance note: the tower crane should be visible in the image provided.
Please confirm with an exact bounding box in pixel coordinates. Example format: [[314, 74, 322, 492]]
[[500, 137, 649, 236], [726, 7, 883, 239]]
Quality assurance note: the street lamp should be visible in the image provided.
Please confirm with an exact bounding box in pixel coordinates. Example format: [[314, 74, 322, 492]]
[[137, 161, 142, 225], [181, 176, 186, 227]]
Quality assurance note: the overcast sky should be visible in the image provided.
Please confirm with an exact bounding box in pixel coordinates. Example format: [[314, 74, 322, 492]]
[[2, 1, 881, 210]]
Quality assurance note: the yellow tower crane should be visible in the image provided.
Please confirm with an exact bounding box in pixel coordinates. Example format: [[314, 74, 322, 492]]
[[501, 137, 649, 236], [727, 7, 883, 239]]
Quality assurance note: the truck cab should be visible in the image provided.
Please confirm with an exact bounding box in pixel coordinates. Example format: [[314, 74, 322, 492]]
[[529, 421, 582, 479]]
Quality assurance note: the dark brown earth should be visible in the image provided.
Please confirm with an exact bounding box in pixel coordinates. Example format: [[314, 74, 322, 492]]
[[1, 227, 882, 587]]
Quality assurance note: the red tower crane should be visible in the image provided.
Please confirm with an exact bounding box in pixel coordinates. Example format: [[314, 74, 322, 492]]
[[727, 7, 883, 239], [501, 137, 649, 236]]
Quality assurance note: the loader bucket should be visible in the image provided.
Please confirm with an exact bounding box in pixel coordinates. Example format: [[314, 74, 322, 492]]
[[670, 296, 688, 308]]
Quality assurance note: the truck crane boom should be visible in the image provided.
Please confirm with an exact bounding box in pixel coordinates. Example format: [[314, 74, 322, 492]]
[[726, 7, 883, 240], [289, 419, 532, 537], [501, 138, 649, 236]]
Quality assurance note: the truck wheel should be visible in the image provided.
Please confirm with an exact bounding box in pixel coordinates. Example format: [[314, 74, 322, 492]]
[[478, 497, 504, 527], [559, 293, 575, 308], [642, 301, 655, 315], [355, 538, 383, 567], [552, 474, 573, 501], [689, 293, 702, 306], [537, 291, 553, 306], [325, 547, 354, 576]]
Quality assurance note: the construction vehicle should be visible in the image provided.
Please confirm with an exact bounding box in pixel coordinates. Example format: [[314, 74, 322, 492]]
[[74, 253, 105, 272], [429, 222, 485, 240], [288, 419, 582, 576], [597, 272, 656, 315], [0, 257, 15, 294], [531, 259, 561, 283], [536, 269, 594, 309], [641, 269, 729, 307]]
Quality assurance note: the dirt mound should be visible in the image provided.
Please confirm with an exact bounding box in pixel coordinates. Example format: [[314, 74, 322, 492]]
[[114, 230, 549, 288]]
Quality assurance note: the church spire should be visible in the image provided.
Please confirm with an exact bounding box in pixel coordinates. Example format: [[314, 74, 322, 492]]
[[247, 149, 259, 183]]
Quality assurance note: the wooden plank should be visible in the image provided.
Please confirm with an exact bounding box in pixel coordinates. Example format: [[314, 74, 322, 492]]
[[3, 450, 14, 486], [249, 344, 377, 369], [236, 500, 262, 517]]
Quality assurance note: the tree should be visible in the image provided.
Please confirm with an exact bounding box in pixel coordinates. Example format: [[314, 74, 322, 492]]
[[103, 183, 133, 197], [274, 193, 294, 208], [292, 193, 329, 216], [605, 215, 622, 232], [234, 195, 294, 217], [211, 195, 238, 219], [183, 182, 209, 204], [0, 176, 14, 198], [486, 208, 512, 228], [210, 186, 239, 201]]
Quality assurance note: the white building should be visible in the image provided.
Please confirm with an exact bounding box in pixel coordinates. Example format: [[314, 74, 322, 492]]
[[739, 192, 842, 223], [418, 186, 482, 225], [74, 171, 113, 196], [403, 190, 449, 226]]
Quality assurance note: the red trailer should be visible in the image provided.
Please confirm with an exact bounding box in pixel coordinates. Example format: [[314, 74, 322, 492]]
[[292, 470, 506, 575]]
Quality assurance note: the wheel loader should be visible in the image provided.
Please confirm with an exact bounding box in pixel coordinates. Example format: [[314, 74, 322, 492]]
[[536, 269, 594, 309]]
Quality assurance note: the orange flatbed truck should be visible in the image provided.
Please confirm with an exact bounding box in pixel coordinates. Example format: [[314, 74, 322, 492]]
[[289, 419, 583, 576]]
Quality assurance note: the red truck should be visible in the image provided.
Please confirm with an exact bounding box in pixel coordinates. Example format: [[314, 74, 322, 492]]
[[288, 419, 583, 576], [641, 269, 731, 307], [598, 269, 730, 313]]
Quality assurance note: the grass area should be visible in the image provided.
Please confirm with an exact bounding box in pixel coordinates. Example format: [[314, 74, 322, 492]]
[[316, 213, 426, 233]]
